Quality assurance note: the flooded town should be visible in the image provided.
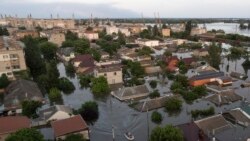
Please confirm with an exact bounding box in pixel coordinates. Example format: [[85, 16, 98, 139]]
[[1, 1, 250, 141]]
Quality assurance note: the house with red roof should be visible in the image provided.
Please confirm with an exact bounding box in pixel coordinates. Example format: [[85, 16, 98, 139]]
[[0, 116, 31, 141], [165, 56, 179, 72], [72, 54, 95, 74], [51, 115, 89, 140]]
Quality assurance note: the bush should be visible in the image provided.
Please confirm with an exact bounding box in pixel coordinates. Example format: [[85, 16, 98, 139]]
[[0, 74, 10, 89], [48, 88, 62, 104], [151, 111, 163, 124], [5, 128, 45, 141], [22, 100, 42, 118], [91, 76, 110, 96], [78, 101, 99, 123], [150, 125, 184, 141], [165, 97, 182, 114], [65, 63, 75, 76], [79, 75, 93, 88], [149, 90, 160, 99], [58, 77, 75, 94], [149, 80, 157, 89], [191, 107, 215, 119]]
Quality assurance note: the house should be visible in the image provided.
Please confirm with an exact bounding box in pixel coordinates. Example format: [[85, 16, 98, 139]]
[[162, 28, 171, 37], [176, 122, 209, 141], [72, 54, 95, 74], [111, 85, 149, 101], [13, 30, 39, 40], [182, 57, 197, 68], [0, 36, 27, 79], [189, 70, 231, 86], [57, 47, 75, 62], [4, 79, 44, 113], [94, 64, 123, 85], [144, 66, 162, 75], [222, 108, 250, 127], [100, 51, 110, 60], [39, 105, 73, 122], [83, 31, 99, 41], [190, 27, 207, 36], [40, 30, 65, 47], [135, 39, 159, 47], [51, 115, 89, 140], [193, 48, 209, 57], [230, 72, 248, 80], [106, 26, 119, 35], [0, 116, 31, 141], [165, 56, 179, 72], [118, 27, 131, 36], [170, 23, 185, 32]]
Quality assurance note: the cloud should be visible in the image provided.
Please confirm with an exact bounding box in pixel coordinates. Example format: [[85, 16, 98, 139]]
[[1, 0, 250, 18]]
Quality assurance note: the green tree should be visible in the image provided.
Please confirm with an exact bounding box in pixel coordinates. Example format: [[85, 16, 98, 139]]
[[140, 29, 152, 39], [128, 61, 145, 78], [61, 40, 75, 48], [63, 134, 86, 141], [86, 26, 93, 31], [151, 111, 162, 124], [22, 36, 46, 78], [118, 31, 126, 45], [78, 101, 99, 123], [207, 43, 222, 69], [177, 60, 187, 74], [65, 30, 78, 41], [91, 76, 110, 96], [58, 77, 75, 94], [88, 48, 101, 62], [150, 125, 184, 141], [79, 75, 93, 88], [149, 80, 157, 89], [46, 61, 60, 89], [185, 20, 192, 36], [0, 74, 10, 89], [74, 39, 90, 54], [137, 47, 154, 56], [175, 74, 189, 88], [65, 63, 75, 77], [0, 27, 9, 36], [39, 42, 57, 60], [165, 97, 182, 114], [164, 50, 172, 57], [48, 88, 62, 104], [149, 90, 160, 99], [22, 100, 42, 118], [5, 128, 45, 141], [152, 25, 161, 37], [229, 47, 245, 71]]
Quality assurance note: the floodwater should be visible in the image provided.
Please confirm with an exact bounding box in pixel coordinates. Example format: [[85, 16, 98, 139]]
[[199, 22, 250, 37], [38, 55, 250, 141]]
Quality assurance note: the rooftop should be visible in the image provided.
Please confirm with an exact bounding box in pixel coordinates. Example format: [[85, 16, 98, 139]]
[[0, 36, 23, 51], [51, 115, 88, 137], [96, 64, 122, 73], [0, 116, 31, 135]]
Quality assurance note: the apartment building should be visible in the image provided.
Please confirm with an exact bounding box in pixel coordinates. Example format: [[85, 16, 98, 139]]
[[0, 36, 27, 79], [190, 27, 207, 36], [40, 30, 65, 47], [162, 28, 171, 37], [13, 30, 39, 40], [135, 39, 159, 47]]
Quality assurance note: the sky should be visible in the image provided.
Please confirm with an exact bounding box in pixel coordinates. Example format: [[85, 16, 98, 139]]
[[1, 0, 250, 18]]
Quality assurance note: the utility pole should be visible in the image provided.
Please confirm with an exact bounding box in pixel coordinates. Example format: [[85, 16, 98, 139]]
[[146, 102, 150, 141], [110, 98, 115, 141]]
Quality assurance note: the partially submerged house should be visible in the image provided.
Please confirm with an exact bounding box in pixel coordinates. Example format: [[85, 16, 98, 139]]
[[39, 105, 73, 122], [112, 85, 149, 101], [72, 54, 95, 74], [4, 79, 44, 113], [0, 116, 31, 141], [51, 115, 89, 140], [57, 47, 75, 62]]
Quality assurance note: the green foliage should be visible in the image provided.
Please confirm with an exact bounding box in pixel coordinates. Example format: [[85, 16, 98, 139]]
[[137, 46, 154, 56], [0, 26, 9, 36], [149, 90, 160, 99], [140, 29, 152, 39], [150, 125, 184, 141], [22, 100, 42, 118], [239, 22, 248, 30], [48, 88, 62, 104], [151, 111, 163, 124], [118, 31, 126, 45], [88, 48, 101, 62], [178, 60, 188, 74], [98, 29, 107, 38], [192, 86, 207, 97], [45, 61, 60, 90], [149, 80, 157, 89], [63, 134, 86, 141], [65, 63, 75, 77], [164, 50, 172, 57], [126, 77, 145, 86], [207, 43, 222, 69], [191, 107, 215, 119], [86, 26, 93, 31], [165, 97, 182, 114], [0, 74, 10, 89], [175, 74, 189, 88], [18, 26, 26, 30], [74, 39, 90, 54], [229, 47, 245, 61], [39, 42, 57, 60], [170, 82, 183, 92], [22, 36, 46, 78], [152, 25, 161, 37], [61, 40, 75, 47], [79, 75, 93, 88], [58, 77, 75, 94], [65, 30, 78, 41], [216, 33, 250, 42], [127, 61, 145, 78], [96, 38, 120, 55], [91, 76, 110, 96], [78, 101, 99, 123], [5, 128, 45, 141]]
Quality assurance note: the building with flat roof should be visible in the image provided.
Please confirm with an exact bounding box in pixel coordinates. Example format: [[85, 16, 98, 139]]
[[0, 36, 27, 79]]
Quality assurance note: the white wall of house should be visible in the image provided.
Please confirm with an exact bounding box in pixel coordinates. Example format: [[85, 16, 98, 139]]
[[48, 111, 72, 122], [95, 70, 123, 85], [106, 26, 119, 35]]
